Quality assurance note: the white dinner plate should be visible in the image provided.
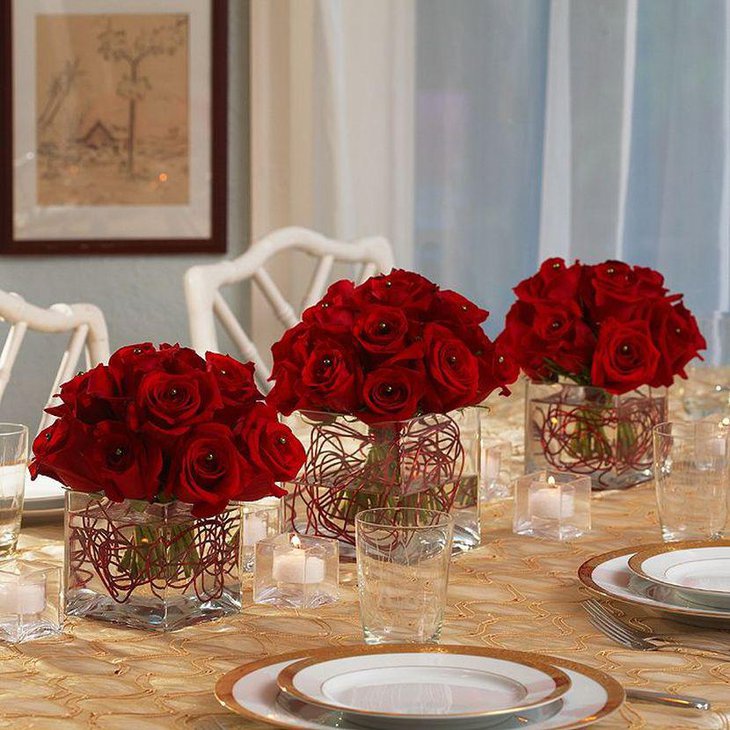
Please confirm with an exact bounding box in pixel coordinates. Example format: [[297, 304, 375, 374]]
[[215, 649, 625, 730], [628, 541, 730, 609], [23, 473, 65, 512], [579, 545, 730, 627], [276, 645, 570, 728]]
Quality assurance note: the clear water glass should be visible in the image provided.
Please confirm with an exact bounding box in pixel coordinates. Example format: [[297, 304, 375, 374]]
[[355, 508, 453, 645], [653, 421, 729, 541], [682, 313, 730, 419], [0, 425, 28, 560]]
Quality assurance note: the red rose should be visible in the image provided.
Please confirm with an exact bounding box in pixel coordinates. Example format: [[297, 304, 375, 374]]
[[167, 423, 248, 517], [422, 323, 480, 412], [584, 261, 666, 320], [87, 421, 162, 502], [430, 289, 488, 326], [492, 334, 520, 391], [270, 322, 310, 381], [353, 305, 409, 355], [45, 363, 122, 423], [130, 369, 223, 435], [302, 280, 356, 333], [591, 318, 661, 394], [206, 352, 261, 407], [360, 366, 425, 423], [514, 258, 581, 304], [29, 417, 99, 493], [530, 302, 596, 375], [354, 269, 438, 312], [107, 342, 161, 392], [648, 300, 706, 386], [300, 340, 361, 412], [235, 402, 305, 482], [458, 323, 513, 400], [501, 301, 554, 380]]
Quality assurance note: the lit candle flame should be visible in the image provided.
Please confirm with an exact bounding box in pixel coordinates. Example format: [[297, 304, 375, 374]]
[[291, 534, 302, 549], [547, 476, 556, 487]]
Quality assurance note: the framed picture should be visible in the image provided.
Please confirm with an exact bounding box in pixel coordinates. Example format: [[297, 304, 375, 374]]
[[0, 0, 228, 254]]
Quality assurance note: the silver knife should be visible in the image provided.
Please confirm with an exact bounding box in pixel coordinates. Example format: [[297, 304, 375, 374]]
[[626, 689, 711, 710]]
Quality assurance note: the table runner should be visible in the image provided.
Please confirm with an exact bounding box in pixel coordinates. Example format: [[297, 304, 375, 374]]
[[2, 483, 728, 730]]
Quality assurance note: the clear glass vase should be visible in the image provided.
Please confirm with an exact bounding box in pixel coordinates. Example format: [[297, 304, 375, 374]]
[[282, 407, 484, 557], [525, 381, 667, 490], [64, 491, 242, 631]]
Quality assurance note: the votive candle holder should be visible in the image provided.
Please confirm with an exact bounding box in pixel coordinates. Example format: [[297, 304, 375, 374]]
[[513, 470, 591, 540], [481, 439, 513, 502], [241, 497, 281, 572], [0, 561, 63, 643], [253, 532, 339, 608]]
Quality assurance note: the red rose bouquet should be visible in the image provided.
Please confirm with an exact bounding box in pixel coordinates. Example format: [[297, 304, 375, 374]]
[[501, 258, 705, 489], [500, 258, 705, 394], [30, 342, 304, 517], [268, 269, 516, 422], [268, 269, 516, 548]]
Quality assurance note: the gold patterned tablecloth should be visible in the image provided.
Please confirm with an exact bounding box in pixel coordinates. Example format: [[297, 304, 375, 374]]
[[1, 483, 729, 730]]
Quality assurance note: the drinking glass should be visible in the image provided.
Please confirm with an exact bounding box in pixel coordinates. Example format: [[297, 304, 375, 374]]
[[355, 508, 453, 645], [0, 425, 29, 559], [653, 421, 729, 541], [682, 313, 730, 419]]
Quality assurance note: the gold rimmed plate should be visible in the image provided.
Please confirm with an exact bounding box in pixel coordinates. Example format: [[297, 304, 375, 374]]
[[579, 544, 730, 626], [215, 647, 624, 730], [628, 540, 730, 609], [277, 644, 571, 727]]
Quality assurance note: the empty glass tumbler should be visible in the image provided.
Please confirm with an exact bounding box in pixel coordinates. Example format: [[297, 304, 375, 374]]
[[0, 425, 29, 559], [653, 421, 729, 541], [682, 313, 730, 420], [355, 508, 453, 645]]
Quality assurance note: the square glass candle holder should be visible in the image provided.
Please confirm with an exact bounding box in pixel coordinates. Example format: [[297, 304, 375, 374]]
[[241, 497, 281, 572], [0, 561, 63, 643], [253, 532, 339, 609], [513, 471, 591, 540], [481, 439, 513, 502]]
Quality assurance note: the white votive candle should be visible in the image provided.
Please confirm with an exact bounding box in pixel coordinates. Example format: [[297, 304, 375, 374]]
[[272, 539, 326, 585], [0, 580, 46, 616], [529, 477, 574, 520], [243, 514, 268, 546]]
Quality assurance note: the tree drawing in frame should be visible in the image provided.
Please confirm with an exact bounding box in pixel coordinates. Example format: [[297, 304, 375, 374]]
[[36, 14, 190, 206]]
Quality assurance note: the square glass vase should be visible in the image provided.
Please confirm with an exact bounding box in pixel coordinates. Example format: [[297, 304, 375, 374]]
[[64, 491, 242, 631], [524, 381, 668, 490], [282, 407, 484, 558]]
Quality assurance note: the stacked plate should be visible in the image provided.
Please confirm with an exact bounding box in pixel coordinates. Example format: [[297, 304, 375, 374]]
[[579, 540, 730, 627], [215, 644, 624, 729]]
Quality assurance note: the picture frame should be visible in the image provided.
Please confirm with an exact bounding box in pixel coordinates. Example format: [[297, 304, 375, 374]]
[[0, 0, 228, 254]]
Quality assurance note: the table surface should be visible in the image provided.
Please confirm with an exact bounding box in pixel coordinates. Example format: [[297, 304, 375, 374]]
[[3, 395, 729, 730]]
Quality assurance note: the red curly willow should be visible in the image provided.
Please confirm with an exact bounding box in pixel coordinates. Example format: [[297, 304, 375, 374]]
[[67, 499, 239, 604], [284, 414, 465, 545]]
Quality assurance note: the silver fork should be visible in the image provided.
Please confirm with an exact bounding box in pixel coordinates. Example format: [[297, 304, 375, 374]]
[[582, 599, 730, 660]]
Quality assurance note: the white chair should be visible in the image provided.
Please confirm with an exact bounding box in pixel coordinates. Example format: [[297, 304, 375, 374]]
[[0, 290, 111, 434], [184, 226, 395, 391]]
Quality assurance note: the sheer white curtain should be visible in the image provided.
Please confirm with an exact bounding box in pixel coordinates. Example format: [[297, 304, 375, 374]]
[[251, 0, 730, 341], [249, 0, 414, 346]]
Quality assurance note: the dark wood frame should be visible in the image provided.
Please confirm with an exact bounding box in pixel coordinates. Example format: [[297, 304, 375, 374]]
[[0, 0, 228, 255]]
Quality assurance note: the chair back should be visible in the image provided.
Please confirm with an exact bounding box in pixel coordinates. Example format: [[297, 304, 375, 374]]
[[0, 290, 110, 434], [185, 226, 394, 390]]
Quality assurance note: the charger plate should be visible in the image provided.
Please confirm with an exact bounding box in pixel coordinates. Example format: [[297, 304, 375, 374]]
[[215, 648, 625, 730], [628, 541, 730, 609], [277, 645, 570, 727], [578, 545, 730, 627]]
